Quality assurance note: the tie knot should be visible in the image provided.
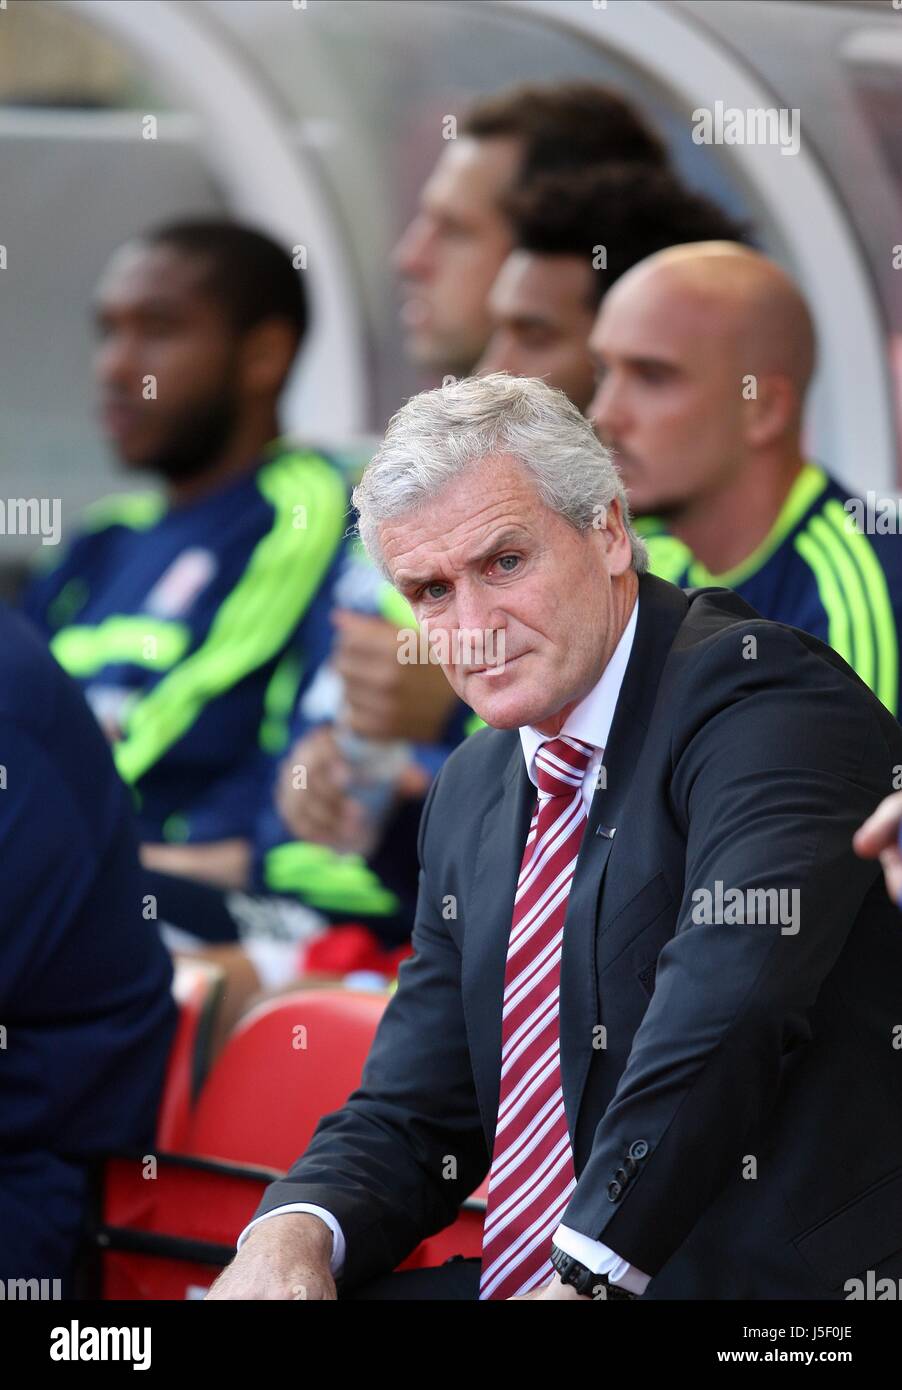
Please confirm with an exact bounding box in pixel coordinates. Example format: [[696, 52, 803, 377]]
[[534, 735, 596, 798]]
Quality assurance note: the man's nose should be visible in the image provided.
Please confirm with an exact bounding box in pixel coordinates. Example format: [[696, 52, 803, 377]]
[[452, 588, 504, 659], [95, 334, 140, 391], [589, 375, 627, 443], [474, 332, 512, 377], [393, 217, 432, 278]]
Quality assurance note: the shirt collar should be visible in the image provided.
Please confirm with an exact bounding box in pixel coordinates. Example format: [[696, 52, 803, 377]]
[[519, 595, 639, 788]]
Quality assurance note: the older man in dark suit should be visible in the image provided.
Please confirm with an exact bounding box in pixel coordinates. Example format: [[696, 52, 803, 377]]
[[209, 374, 902, 1301]]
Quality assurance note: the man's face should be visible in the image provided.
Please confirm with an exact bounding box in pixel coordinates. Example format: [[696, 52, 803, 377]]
[[477, 251, 598, 413], [393, 137, 521, 376], [380, 455, 634, 733], [588, 271, 747, 518], [93, 241, 242, 479]]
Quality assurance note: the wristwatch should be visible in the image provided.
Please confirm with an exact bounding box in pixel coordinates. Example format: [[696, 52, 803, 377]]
[[550, 1244, 639, 1300]]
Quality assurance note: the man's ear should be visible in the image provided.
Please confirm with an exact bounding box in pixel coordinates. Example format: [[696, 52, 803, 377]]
[[742, 372, 798, 449], [239, 318, 299, 398], [600, 495, 633, 577]]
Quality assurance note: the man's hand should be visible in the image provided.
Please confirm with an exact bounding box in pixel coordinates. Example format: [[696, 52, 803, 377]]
[[276, 724, 366, 851], [205, 1213, 337, 1300], [332, 609, 460, 742], [140, 838, 252, 890], [507, 1272, 592, 1301], [853, 790, 902, 905]]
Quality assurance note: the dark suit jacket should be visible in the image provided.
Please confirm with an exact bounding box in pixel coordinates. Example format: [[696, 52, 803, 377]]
[[254, 574, 902, 1298]]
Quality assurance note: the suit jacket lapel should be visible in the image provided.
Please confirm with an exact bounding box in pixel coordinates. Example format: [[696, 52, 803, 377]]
[[559, 575, 689, 1132]]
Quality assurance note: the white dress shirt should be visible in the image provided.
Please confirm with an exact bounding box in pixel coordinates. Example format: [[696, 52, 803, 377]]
[[238, 595, 650, 1296]]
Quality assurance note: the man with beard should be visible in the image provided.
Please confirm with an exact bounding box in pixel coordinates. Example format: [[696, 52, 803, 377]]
[[22, 221, 349, 887]]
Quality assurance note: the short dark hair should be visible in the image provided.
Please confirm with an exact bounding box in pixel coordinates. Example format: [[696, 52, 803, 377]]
[[460, 81, 669, 185], [144, 219, 308, 346], [506, 163, 753, 306]]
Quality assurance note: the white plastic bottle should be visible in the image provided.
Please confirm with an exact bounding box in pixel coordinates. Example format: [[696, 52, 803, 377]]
[[309, 540, 412, 856]]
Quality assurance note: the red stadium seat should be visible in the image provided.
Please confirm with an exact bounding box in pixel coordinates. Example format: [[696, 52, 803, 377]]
[[187, 988, 388, 1168], [185, 989, 485, 1268], [154, 957, 226, 1151], [92, 986, 487, 1297], [97, 1154, 278, 1301]]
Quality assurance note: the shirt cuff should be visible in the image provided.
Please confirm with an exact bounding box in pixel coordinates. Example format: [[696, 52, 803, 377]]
[[237, 1204, 346, 1278], [553, 1223, 651, 1296]]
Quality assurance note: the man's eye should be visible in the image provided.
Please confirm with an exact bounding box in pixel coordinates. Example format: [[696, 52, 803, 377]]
[[438, 222, 471, 242], [424, 583, 448, 601], [143, 318, 178, 336], [495, 554, 520, 573], [518, 329, 554, 350]]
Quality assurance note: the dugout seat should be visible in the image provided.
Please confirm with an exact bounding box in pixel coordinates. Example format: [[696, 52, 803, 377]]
[[154, 956, 226, 1151], [92, 987, 486, 1297]]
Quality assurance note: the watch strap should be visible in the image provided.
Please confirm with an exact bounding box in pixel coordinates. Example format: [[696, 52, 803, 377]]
[[550, 1244, 638, 1300]]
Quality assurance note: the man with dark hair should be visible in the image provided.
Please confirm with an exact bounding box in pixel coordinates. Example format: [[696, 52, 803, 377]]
[[145, 221, 308, 345], [478, 163, 751, 412], [394, 82, 669, 378], [22, 220, 350, 888], [460, 81, 668, 181]]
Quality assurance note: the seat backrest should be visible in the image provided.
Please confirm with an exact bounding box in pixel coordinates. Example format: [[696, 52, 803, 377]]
[[186, 988, 387, 1171], [155, 958, 226, 1151]]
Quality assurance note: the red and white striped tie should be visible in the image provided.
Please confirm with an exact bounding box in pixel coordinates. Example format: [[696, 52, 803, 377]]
[[479, 734, 598, 1300]]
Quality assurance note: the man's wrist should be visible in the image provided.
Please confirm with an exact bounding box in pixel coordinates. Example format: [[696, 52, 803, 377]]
[[244, 1210, 334, 1261], [553, 1223, 651, 1295]]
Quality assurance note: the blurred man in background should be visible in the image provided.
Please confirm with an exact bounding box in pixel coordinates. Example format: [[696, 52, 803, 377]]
[[0, 605, 175, 1292], [589, 241, 902, 716], [478, 162, 750, 411], [394, 81, 669, 380], [21, 221, 350, 886]]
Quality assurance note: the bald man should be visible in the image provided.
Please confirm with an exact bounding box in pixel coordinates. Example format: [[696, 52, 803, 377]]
[[590, 242, 902, 717]]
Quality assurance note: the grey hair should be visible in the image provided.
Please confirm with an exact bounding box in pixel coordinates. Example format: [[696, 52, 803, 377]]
[[352, 372, 648, 581]]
